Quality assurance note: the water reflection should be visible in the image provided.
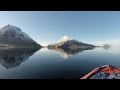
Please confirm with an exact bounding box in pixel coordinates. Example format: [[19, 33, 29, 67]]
[[0, 46, 119, 79], [48, 47, 95, 59], [102, 45, 111, 50], [0, 47, 40, 69]]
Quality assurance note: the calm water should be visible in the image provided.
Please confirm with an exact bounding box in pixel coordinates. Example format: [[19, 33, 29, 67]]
[[0, 46, 120, 79]]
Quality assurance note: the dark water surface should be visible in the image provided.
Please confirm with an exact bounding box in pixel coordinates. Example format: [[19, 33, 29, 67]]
[[0, 46, 120, 79]]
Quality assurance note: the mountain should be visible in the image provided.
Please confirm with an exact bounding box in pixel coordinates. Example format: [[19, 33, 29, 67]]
[[0, 24, 42, 48], [48, 36, 95, 49], [47, 36, 95, 53], [58, 39, 95, 50]]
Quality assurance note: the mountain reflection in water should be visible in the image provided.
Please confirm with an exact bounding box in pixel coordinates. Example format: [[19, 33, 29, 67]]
[[48, 47, 95, 59], [0, 47, 40, 69], [0, 46, 95, 69], [0, 46, 119, 79]]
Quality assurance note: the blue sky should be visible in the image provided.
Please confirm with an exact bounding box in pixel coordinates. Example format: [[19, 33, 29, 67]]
[[0, 11, 120, 46]]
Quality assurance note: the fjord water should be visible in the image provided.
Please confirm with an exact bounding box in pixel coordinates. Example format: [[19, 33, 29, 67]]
[[0, 46, 120, 79]]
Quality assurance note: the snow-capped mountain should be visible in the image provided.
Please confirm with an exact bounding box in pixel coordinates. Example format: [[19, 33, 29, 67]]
[[48, 36, 95, 51], [0, 25, 41, 48]]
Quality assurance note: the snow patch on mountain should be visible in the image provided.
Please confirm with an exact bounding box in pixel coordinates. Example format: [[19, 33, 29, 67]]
[[49, 36, 70, 46], [59, 36, 70, 42]]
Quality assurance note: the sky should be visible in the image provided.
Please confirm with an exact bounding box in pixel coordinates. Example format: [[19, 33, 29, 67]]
[[0, 11, 120, 46]]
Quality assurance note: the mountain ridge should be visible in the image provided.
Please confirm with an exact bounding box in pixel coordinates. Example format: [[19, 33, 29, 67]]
[[47, 37, 95, 51]]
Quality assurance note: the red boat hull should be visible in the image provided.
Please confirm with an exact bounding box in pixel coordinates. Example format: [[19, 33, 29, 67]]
[[80, 65, 120, 79]]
